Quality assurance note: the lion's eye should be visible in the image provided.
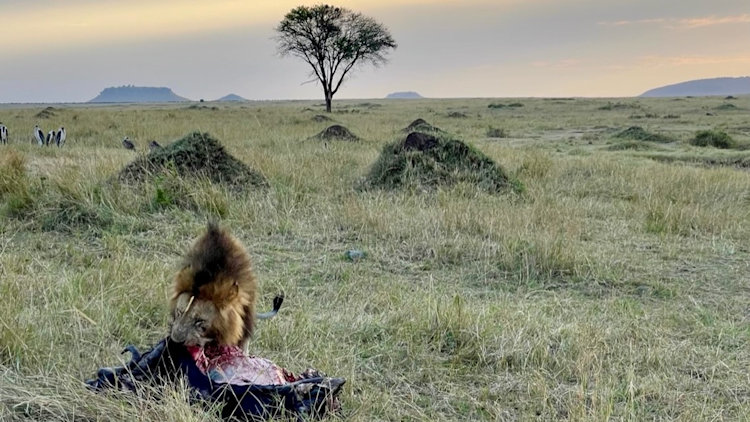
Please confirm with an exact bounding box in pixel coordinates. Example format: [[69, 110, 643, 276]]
[[194, 319, 206, 331]]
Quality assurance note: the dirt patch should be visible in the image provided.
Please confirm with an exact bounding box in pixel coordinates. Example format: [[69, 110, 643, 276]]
[[312, 125, 359, 141], [363, 131, 523, 193], [615, 126, 672, 143], [35, 107, 56, 119], [117, 132, 268, 189]]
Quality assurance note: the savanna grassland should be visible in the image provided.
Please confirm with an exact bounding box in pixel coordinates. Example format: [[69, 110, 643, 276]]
[[0, 96, 749, 421]]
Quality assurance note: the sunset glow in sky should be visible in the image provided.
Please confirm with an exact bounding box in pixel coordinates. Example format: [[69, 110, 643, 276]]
[[2, 0, 748, 102]]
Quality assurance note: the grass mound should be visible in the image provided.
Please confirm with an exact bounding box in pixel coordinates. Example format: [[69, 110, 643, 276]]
[[117, 132, 268, 189], [716, 103, 739, 110], [363, 130, 523, 193], [689, 130, 736, 149], [312, 114, 332, 122], [598, 102, 639, 110], [615, 126, 672, 143], [312, 125, 359, 141], [486, 127, 509, 138], [186, 104, 218, 110], [488, 102, 524, 109], [35, 107, 56, 119], [402, 118, 442, 133]]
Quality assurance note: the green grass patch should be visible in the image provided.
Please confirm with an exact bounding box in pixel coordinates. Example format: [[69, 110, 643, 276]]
[[40, 197, 113, 233]]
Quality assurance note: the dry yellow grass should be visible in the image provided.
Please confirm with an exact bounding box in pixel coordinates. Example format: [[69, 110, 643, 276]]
[[1, 97, 749, 421]]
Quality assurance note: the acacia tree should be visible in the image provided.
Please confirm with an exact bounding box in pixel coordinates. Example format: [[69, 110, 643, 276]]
[[276, 5, 397, 112]]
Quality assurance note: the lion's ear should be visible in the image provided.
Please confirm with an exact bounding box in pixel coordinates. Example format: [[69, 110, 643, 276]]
[[229, 282, 239, 299]]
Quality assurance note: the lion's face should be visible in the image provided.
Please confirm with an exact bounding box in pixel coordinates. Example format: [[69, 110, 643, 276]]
[[169, 293, 219, 347]]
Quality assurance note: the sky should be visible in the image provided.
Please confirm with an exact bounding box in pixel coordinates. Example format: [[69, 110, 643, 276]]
[[1, 0, 748, 102]]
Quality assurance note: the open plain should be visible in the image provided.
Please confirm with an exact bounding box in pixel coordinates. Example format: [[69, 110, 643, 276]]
[[1, 97, 749, 420]]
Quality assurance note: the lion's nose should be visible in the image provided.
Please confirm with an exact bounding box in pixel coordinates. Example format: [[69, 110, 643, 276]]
[[170, 327, 186, 343]]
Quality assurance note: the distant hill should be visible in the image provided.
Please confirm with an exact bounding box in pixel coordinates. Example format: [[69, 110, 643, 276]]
[[386, 91, 423, 99], [89, 85, 190, 103], [215, 94, 247, 102], [640, 77, 750, 97]]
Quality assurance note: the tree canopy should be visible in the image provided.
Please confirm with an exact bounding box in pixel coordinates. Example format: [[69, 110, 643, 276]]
[[276, 5, 397, 112]]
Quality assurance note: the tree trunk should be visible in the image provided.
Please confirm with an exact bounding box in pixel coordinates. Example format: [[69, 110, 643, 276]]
[[324, 88, 333, 113]]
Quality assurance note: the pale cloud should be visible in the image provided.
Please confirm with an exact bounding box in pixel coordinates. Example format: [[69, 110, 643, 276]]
[[601, 18, 667, 26], [679, 14, 750, 28], [637, 54, 750, 67], [599, 14, 750, 29], [531, 59, 583, 69]]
